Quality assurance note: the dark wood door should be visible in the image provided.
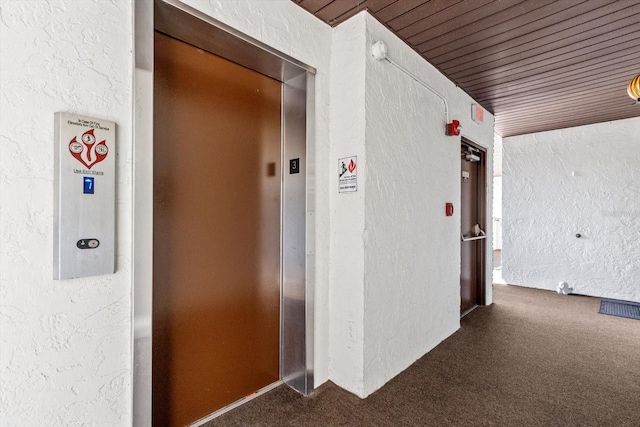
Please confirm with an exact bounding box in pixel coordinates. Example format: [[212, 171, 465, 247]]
[[460, 145, 484, 316], [153, 32, 281, 426]]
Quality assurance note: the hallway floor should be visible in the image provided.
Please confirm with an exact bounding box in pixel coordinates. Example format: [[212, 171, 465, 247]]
[[204, 285, 640, 426]]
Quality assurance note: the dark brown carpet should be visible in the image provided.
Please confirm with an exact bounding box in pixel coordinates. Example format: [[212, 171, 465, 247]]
[[204, 285, 640, 426]]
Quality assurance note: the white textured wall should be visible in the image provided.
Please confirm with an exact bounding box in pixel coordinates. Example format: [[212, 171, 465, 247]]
[[329, 13, 494, 398], [493, 176, 503, 250], [0, 1, 132, 425], [362, 15, 494, 397], [493, 134, 503, 250], [503, 117, 640, 302], [328, 14, 367, 395]]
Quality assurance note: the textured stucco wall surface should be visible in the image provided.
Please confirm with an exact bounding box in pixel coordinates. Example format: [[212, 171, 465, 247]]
[[493, 134, 503, 249], [503, 118, 640, 302], [362, 15, 494, 397], [328, 13, 367, 396], [0, 1, 132, 425], [328, 13, 495, 398], [493, 176, 503, 250]]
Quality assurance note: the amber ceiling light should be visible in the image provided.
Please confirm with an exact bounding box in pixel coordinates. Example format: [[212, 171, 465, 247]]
[[628, 73, 640, 103]]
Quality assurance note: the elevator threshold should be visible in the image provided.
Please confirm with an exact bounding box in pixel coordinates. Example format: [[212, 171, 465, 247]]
[[461, 305, 478, 319], [189, 380, 283, 427]]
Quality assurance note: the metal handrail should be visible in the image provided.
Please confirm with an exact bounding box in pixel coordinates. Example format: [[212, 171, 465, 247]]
[[461, 234, 487, 242]]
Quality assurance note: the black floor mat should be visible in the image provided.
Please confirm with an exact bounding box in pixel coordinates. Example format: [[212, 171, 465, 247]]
[[599, 299, 640, 320]]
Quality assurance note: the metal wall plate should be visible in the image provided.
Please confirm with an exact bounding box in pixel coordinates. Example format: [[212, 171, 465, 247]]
[[54, 112, 116, 280]]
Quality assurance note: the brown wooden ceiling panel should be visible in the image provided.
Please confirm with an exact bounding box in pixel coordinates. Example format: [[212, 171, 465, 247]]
[[487, 71, 640, 108], [292, 0, 640, 136], [375, 0, 432, 22], [440, 14, 640, 75], [498, 108, 640, 137], [420, 1, 629, 55], [494, 86, 634, 116], [402, 0, 519, 43], [417, 0, 558, 57], [314, 1, 367, 23], [297, 0, 331, 14], [423, 1, 604, 63], [483, 81, 639, 119], [319, 0, 398, 25], [388, 0, 470, 34], [432, 12, 637, 78], [488, 73, 638, 110], [452, 37, 638, 86], [460, 47, 638, 89], [500, 96, 636, 116], [472, 58, 640, 101]]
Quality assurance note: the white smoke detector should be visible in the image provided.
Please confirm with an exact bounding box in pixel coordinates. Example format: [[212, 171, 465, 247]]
[[371, 40, 388, 61]]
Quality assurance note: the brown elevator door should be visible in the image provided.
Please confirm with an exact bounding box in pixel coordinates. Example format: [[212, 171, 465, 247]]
[[153, 32, 281, 426], [460, 147, 482, 316]]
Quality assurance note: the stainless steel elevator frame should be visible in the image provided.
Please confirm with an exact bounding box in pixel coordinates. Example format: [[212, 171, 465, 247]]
[[133, 1, 316, 424]]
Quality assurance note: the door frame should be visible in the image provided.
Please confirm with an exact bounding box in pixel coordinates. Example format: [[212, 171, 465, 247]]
[[132, 0, 317, 424], [461, 137, 488, 310]]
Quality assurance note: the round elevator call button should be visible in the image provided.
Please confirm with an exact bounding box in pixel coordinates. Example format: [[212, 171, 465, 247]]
[[77, 239, 100, 249]]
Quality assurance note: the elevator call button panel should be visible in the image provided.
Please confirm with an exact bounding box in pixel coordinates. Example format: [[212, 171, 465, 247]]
[[54, 112, 116, 279]]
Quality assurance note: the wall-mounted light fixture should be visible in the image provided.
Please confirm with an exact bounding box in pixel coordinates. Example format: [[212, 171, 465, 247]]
[[627, 73, 640, 103]]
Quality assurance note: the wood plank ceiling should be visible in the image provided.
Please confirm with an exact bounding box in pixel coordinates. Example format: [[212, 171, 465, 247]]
[[292, 0, 640, 137]]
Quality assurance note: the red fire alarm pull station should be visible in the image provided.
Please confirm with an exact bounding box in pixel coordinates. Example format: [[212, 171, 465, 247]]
[[447, 120, 461, 136], [446, 203, 454, 216]]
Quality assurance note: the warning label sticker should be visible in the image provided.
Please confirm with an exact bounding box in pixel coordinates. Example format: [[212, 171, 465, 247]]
[[338, 156, 357, 193]]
